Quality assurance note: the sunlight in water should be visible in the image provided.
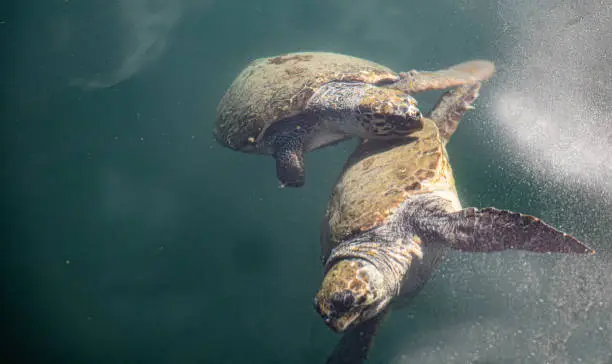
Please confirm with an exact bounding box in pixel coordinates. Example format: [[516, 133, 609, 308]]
[[491, 0, 612, 195], [71, 0, 214, 90], [392, 1, 611, 363]]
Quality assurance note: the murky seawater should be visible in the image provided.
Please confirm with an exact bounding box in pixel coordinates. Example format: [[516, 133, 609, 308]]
[[3, 0, 611, 363]]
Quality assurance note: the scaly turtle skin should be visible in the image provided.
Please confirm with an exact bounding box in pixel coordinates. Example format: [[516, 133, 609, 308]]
[[214, 51, 495, 187], [314, 83, 595, 364]]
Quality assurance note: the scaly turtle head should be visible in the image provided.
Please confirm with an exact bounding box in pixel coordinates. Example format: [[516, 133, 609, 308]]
[[313, 259, 391, 332]]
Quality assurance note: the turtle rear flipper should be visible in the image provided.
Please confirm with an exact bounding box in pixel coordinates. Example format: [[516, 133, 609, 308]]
[[325, 311, 386, 364], [415, 207, 595, 254], [394, 60, 495, 94]]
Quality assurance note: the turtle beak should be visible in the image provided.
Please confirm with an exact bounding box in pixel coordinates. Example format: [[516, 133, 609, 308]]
[[407, 100, 422, 120], [390, 111, 423, 136], [392, 96, 423, 134], [314, 297, 360, 333], [325, 313, 360, 333]]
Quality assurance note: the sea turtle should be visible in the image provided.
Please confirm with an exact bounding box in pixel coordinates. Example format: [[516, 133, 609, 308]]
[[313, 83, 595, 363], [214, 51, 495, 187]]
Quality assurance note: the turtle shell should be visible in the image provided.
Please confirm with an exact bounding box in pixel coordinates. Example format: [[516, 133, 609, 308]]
[[214, 52, 399, 151], [321, 117, 459, 254]]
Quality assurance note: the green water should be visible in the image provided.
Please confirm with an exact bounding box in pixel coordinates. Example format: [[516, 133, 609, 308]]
[[2, 1, 611, 363]]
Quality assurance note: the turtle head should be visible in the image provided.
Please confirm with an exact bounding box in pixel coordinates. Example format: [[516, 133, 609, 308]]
[[314, 259, 391, 332], [361, 91, 424, 138]]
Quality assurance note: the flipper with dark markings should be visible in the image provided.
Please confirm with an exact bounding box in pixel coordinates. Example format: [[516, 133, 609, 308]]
[[414, 207, 595, 254]]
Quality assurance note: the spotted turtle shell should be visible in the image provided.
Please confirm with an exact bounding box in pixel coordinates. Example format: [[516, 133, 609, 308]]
[[321, 117, 459, 254], [214, 52, 400, 152]]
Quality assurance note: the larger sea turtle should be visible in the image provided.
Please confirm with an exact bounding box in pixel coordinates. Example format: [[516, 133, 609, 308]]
[[314, 83, 595, 363], [214, 51, 495, 187]]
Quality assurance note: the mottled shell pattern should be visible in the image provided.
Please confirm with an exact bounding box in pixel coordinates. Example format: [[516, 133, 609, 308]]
[[323, 118, 457, 248], [214, 52, 400, 151]]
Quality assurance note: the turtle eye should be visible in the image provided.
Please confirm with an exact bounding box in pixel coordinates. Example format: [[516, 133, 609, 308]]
[[330, 290, 355, 314]]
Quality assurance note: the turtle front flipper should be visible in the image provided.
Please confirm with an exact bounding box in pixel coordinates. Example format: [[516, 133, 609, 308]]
[[261, 115, 315, 187], [414, 207, 595, 254], [429, 82, 481, 142], [325, 311, 387, 364], [274, 141, 305, 187], [271, 127, 308, 188], [307, 82, 424, 138], [392, 60, 495, 94]]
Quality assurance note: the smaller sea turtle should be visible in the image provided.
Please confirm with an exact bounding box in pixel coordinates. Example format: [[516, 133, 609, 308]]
[[214, 52, 495, 187], [314, 83, 595, 363]]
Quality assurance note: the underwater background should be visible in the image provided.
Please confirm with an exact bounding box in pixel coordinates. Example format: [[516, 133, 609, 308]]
[[2, 0, 611, 363]]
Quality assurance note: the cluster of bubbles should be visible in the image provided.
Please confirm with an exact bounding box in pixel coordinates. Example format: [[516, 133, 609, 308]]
[[391, 1, 612, 362], [491, 0, 612, 198]]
